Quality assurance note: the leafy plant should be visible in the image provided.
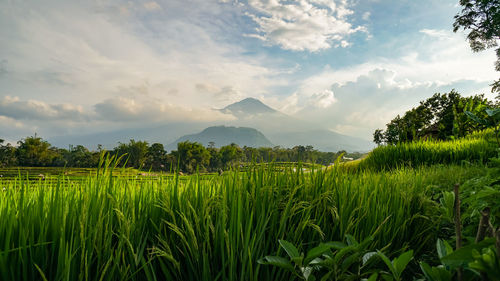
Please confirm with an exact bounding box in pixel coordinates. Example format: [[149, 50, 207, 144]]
[[376, 250, 413, 281], [258, 235, 415, 281], [466, 107, 500, 146]]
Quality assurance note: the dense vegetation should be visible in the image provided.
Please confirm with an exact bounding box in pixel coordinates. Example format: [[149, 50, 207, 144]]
[[0, 156, 490, 281], [0, 137, 362, 173], [373, 91, 496, 145]]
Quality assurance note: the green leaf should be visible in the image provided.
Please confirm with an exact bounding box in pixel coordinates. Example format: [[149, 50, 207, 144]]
[[436, 239, 448, 259], [301, 266, 315, 281], [367, 272, 378, 281], [440, 238, 495, 268], [419, 262, 436, 281], [393, 250, 413, 277], [485, 108, 500, 119], [345, 234, 359, 246], [279, 239, 300, 259], [465, 111, 488, 126], [377, 251, 397, 278], [258, 256, 295, 272], [333, 245, 356, 265], [341, 252, 360, 271], [363, 252, 378, 266], [304, 244, 334, 265], [322, 241, 347, 250], [419, 263, 452, 281]]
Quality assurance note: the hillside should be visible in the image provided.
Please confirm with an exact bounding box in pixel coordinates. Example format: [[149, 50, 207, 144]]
[[168, 126, 273, 150]]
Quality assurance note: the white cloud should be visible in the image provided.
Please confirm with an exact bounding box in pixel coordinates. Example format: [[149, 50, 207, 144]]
[[0, 96, 88, 121], [143, 1, 162, 11], [0, 0, 286, 110], [362, 11, 370, 21], [94, 97, 236, 123], [245, 0, 367, 51], [269, 29, 499, 138], [420, 29, 452, 39]]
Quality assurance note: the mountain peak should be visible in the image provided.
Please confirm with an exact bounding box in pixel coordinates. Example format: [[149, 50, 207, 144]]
[[222, 97, 277, 116]]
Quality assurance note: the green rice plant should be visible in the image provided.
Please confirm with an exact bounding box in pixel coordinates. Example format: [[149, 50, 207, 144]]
[[0, 158, 486, 281], [359, 130, 497, 171]]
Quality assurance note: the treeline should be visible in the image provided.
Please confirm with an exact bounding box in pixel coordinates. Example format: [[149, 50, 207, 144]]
[[0, 137, 363, 173], [373, 90, 498, 145]]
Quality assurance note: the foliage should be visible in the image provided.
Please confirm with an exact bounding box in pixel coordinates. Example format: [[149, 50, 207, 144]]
[[0, 159, 477, 280], [16, 136, 57, 166], [172, 141, 211, 173], [0, 139, 17, 167], [373, 91, 493, 145], [362, 129, 497, 171], [453, 0, 500, 94], [466, 106, 500, 145], [258, 236, 414, 281], [0, 136, 364, 173], [112, 139, 150, 168]]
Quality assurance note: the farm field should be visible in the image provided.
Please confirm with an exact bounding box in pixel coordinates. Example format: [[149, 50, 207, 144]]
[[0, 134, 498, 280]]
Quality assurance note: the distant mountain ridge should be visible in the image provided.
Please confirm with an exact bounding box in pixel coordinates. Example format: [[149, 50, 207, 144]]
[[167, 126, 273, 150], [49, 97, 374, 152], [220, 97, 278, 117]]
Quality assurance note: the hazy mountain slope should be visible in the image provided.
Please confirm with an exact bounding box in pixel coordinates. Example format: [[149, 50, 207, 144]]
[[267, 130, 373, 152], [48, 98, 374, 152], [220, 97, 277, 117], [167, 126, 273, 150], [221, 98, 373, 152]]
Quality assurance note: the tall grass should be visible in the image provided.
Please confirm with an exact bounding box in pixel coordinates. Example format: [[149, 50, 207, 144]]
[[358, 130, 498, 171], [0, 160, 484, 281]]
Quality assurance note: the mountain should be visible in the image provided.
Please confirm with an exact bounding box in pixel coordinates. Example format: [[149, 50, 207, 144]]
[[267, 130, 373, 152], [48, 98, 374, 152], [221, 98, 374, 152], [168, 126, 273, 150], [220, 97, 278, 117]]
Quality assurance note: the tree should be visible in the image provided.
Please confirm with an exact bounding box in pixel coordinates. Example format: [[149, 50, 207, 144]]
[[174, 141, 211, 173], [145, 143, 172, 171], [16, 136, 55, 166], [373, 129, 384, 145], [113, 139, 149, 168], [219, 143, 243, 169], [0, 139, 17, 167], [375, 91, 492, 144], [454, 0, 500, 94]]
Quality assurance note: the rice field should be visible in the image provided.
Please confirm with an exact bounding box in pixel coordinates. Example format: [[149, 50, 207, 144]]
[[0, 158, 487, 281], [357, 129, 498, 171]]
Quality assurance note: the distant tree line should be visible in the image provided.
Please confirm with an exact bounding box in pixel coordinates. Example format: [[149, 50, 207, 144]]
[[373, 90, 498, 145], [0, 137, 363, 173]]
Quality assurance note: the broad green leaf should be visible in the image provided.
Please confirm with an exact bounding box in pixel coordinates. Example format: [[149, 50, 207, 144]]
[[436, 239, 447, 259], [377, 251, 397, 278], [367, 272, 378, 281], [393, 250, 413, 277], [341, 252, 360, 271], [465, 111, 488, 126], [279, 239, 300, 259], [440, 238, 494, 267], [363, 251, 378, 266], [301, 266, 315, 281], [485, 108, 500, 119], [258, 256, 295, 271], [419, 262, 436, 281], [320, 271, 333, 281], [322, 241, 347, 250], [333, 245, 357, 265], [304, 244, 334, 265]]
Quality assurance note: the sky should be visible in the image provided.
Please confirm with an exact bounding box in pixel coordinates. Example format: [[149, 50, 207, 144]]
[[0, 0, 498, 144]]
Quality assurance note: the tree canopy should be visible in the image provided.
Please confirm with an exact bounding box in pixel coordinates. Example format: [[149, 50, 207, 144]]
[[373, 91, 493, 145], [454, 0, 500, 93]]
